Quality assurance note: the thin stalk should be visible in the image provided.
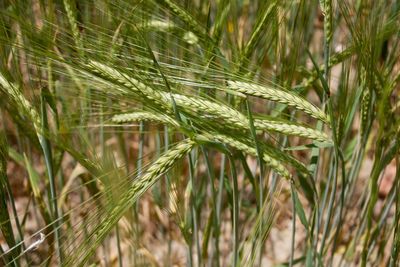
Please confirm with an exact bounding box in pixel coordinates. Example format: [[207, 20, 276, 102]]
[[116, 226, 123, 267], [290, 183, 296, 267], [201, 147, 220, 267], [389, 156, 400, 266], [162, 126, 173, 267], [245, 99, 265, 267], [319, 157, 338, 257], [40, 95, 63, 264], [228, 154, 239, 267], [188, 150, 200, 267], [368, 187, 396, 255], [361, 149, 384, 266], [216, 154, 226, 217], [134, 120, 145, 266]]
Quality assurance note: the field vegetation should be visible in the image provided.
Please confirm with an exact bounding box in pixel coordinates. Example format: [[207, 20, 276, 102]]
[[0, 0, 400, 266]]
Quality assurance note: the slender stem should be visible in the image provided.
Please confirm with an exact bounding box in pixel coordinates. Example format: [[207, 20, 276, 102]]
[[201, 147, 220, 266], [228, 155, 239, 267], [290, 183, 296, 267], [40, 96, 63, 264], [188, 150, 201, 267]]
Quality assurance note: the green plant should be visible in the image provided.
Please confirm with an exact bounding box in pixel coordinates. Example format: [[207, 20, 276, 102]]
[[0, 0, 399, 266]]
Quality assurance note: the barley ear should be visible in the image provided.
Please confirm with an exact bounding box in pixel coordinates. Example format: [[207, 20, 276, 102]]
[[323, 0, 333, 43], [0, 73, 42, 139], [86, 60, 168, 107], [205, 133, 292, 179], [241, 2, 277, 61], [169, 93, 249, 129], [63, 0, 84, 56], [228, 80, 330, 123], [156, 0, 207, 40], [360, 68, 370, 138], [112, 112, 179, 127], [254, 119, 333, 144], [63, 139, 195, 266]]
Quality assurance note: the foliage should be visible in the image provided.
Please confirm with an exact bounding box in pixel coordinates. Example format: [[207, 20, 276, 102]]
[[0, 0, 399, 266]]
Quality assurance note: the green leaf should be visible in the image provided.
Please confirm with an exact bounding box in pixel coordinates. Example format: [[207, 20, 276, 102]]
[[291, 185, 309, 230]]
